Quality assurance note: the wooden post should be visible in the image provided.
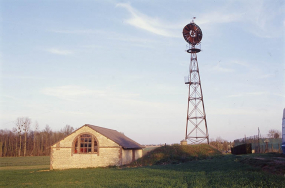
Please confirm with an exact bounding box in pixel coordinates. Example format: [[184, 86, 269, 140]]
[[78, 136, 81, 154]]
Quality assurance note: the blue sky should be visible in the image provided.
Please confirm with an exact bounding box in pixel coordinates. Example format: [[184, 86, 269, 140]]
[[1, 0, 284, 144]]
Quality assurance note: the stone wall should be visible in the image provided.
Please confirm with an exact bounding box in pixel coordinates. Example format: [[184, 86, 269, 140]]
[[51, 126, 121, 169], [50, 125, 142, 169], [122, 149, 132, 165], [121, 149, 143, 165], [134, 149, 142, 160]]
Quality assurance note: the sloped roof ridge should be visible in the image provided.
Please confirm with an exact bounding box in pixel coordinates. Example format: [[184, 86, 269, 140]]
[[85, 124, 116, 131], [85, 124, 142, 149]]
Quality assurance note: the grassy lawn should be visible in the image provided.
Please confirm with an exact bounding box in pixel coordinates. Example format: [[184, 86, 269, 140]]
[[0, 156, 50, 168], [0, 147, 285, 187]]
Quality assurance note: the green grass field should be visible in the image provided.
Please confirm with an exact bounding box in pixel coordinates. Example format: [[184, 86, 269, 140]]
[[0, 156, 50, 170], [0, 146, 285, 187]]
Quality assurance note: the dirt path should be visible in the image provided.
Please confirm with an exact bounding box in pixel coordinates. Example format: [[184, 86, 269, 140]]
[[239, 153, 285, 175]]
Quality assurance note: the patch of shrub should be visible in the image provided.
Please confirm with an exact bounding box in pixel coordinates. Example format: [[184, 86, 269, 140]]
[[128, 144, 222, 167]]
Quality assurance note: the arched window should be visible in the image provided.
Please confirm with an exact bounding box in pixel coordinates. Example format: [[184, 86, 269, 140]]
[[73, 134, 98, 154]]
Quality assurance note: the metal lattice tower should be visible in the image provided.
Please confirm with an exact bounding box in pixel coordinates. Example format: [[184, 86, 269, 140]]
[[182, 19, 209, 144]]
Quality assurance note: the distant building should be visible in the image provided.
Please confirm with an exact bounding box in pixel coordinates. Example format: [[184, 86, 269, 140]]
[[282, 108, 285, 154], [50, 124, 143, 170]]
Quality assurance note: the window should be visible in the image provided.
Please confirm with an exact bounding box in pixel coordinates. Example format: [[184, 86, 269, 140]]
[[74, 134, 98, 154]]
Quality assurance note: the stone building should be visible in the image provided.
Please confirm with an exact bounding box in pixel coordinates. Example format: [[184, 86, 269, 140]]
[[50, 124, 143, 170]]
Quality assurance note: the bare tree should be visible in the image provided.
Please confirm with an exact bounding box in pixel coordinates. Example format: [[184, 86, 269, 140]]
[[0, 129, 5, 157], [23, 117, 31, 156], [44, 125, 52, 155], [15, 118, 24, 156], [216, 136, 223, 151], [0, 130, 3, 157], [61, 124, 74, 136], [33, 121, 39, 156], [267, 129, 281, 138], [12, 128, 18, 157], [222, 141, 229, 151], [1, 123, 75, 157]]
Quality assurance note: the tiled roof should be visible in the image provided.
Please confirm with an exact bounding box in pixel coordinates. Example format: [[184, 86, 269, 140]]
[[86, 124, 143, 149]]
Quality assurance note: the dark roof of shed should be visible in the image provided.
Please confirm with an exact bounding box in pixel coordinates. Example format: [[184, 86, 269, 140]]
[[85, 124, 143, 149]]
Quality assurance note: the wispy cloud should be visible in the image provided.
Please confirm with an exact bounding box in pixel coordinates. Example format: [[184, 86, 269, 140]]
[[197, 0, 284, 38], [227, 91, 285, 98], [198, 11, 242, 26], [47, 48, 73, 55], [230, 60, 250, 68], [212, 63, 234, 73], [227, 92, 266, 98], [116, 3, 178, 37], [228, 59, 276, 79], [242, 0, 284, 38], [1, 95, 19, 101], [2, 74, 46, 80], [208, 108, 258, 115], [51, 29, 103, 34], [51, 28, 156, 48], [40, 85, 180, 116], [41, 85, 139, 101], [272, 93, 285, 98], [258, 74, 274, 79], [42, 86, 104, 101]]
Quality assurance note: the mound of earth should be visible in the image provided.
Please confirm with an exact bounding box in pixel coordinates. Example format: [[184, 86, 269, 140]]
[[128, 144, 222, 167]]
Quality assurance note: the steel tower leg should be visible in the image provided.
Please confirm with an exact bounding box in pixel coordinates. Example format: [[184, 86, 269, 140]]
[[185, 52, 209, 144]]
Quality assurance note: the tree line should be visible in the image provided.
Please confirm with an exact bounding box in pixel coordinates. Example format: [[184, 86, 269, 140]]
[[1, 117, 282, 157], [0, 117, 74, 157], [209, 137, 232, 153]]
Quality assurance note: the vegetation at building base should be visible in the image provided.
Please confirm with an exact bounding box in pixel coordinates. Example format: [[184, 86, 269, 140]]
[[209, 136, 232, 153], [129, 144, 222, 167], [1, 153, 285, 187]]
